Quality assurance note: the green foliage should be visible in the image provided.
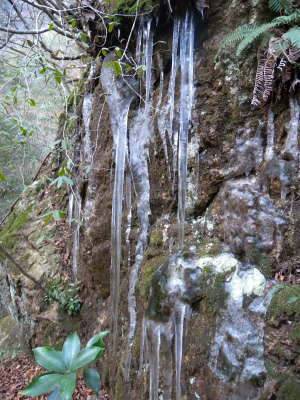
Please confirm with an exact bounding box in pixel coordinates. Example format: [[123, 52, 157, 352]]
[[277, 375, 300, 400], [269, 0, 293, 14], [216, 2, 300, 59], [44, 281, 83, 316], [20, 331, 108, 399]]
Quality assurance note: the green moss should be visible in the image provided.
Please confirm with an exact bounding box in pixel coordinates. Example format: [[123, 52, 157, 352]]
[[0, 208, 32, 254], [268, 284, 300, 318], [149, 228, 163, 248], [291, 322, 300, 342], [139, 254, 166, 298], [111, 0, 155, 17], [278, 376, 300, 400], [200, 272, 226, 316], [259, 257, 274, 279]]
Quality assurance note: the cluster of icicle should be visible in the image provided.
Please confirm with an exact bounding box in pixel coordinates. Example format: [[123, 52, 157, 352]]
[[99, 9, 195, 400]]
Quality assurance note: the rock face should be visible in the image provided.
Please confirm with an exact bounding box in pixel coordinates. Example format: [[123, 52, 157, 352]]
[[1, 0, 300, 399]]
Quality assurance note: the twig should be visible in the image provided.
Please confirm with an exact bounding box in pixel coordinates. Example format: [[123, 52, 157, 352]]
[[0, 152, 52, 228], [0, 243, 59, 303]]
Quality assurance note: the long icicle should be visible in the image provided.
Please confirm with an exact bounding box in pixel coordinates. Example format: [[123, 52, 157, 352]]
[[178, 11, 194, 251]]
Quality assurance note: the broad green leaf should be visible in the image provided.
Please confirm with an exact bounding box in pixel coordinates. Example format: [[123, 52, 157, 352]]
[[114, 61, 121, 75], [62, 176, 74, 185], [48, 387, 63, 400], [34, 347, 66, 373], [102, 49, 107, 56], [105, 61, 114, 69], [29, 99, 36, 106], [62, 140, 68, 150], [81, 33, 87, 42], [57, 177, 63, 189], [65, 168, 75, 178], [62, 332, 81, 370], [69, 347, 101, 372], [55, 76, 62, 84], [71, 20, 76, 28], [36, 235, 45, 245], [115, 47, 122, 58], [0, 172, 5, 182], [109, 23, 114, 33], [48, 388, 63, 400], [27, 40, 34, 47], [50, 177, 59, 187], [83, 368, 100, 394], [87, 331, 109, 349], [288, 296, 298, 304], [58, 169, 65, 177], [58, 373, 76, 400], [49, 23, 53, 31], [53, 210, 61, 221], [20, 373, 63, 396]]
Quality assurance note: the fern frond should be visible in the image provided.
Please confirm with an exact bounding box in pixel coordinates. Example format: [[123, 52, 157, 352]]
[[283, 26, 300, 51], [269, 0, 292, 15], [236, 22, 277, 55], [273, 10, 300, 25], [214, 24, 257, 61]]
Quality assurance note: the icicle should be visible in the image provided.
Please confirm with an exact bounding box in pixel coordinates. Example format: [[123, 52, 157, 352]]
[[161, 322, 174, 400], [136, 21, 143, 66], [283, 96, 300, 160], [169, 19, 181, 186], [157, 53, 171, 177], [148, 320, 161, 400], [125, 108, 152, 379], [178, 11, 194, 251], [101, 56, 138, 353], [82, 93, 94, 166], [72, 193, 81, 280], [139, 315, 147, 375], [125, 160, 132, 267], [174, 301, 186, 400], [118, 28, 121, 39], [68, 192, 74, 231], [145, 18, 154, 108], [265, 108, 275, 162]]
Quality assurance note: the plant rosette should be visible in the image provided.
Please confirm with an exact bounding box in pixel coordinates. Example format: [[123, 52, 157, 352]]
[[20, 331, 109, 399]]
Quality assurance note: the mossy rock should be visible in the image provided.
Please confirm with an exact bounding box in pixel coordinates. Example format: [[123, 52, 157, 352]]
[[268, 284, 300, 319], [200, 272, 226, 316]]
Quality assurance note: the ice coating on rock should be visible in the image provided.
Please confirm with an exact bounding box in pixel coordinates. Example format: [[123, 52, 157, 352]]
[[208, 257, 267, 399], [72, 192, 81, 280], [265, 108, 275, 162], [125, 108, 152, 378], [283, 96, 300, 160], [125, 161, 132, 268], [101, 54, 138, 352], [145, 18, 153, 107], [219, 177, 287, 262]]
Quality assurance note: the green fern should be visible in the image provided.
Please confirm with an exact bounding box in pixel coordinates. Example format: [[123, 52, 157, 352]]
[[269, 0, 293, 15], [214, 24, 257, 61], [283, 26, 300, 50], [236, 22, 278, 55]]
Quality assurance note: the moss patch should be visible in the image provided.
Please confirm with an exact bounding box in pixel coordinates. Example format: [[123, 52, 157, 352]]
[[278, 376, 300, 400], [200, 272, 226, 316], [291, 322, 300, 342], [268, 284, 300, 319], [139, 254, 167, 298]]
